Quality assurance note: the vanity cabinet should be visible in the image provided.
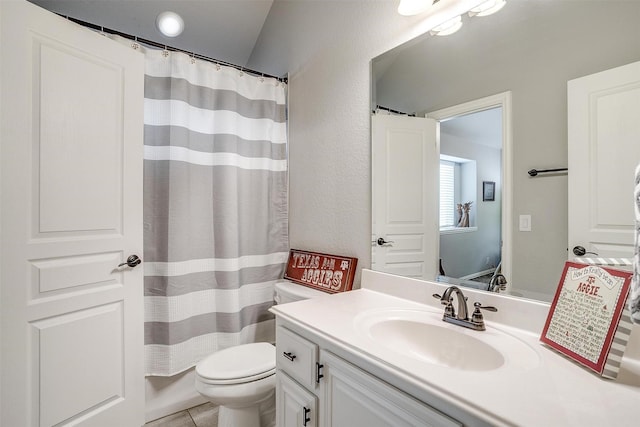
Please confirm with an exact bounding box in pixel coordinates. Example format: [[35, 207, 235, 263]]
[[275, 325, 461, 427]]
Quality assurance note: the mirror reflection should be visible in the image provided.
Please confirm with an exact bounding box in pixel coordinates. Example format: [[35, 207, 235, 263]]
[[438, 108, 503, 290], [371, 0, 640, 302]]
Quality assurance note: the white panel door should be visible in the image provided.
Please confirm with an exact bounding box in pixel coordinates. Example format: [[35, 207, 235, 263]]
[[372, 114, 439, 280], [1, 1, 145, 426], [568, 61, 640, 263]]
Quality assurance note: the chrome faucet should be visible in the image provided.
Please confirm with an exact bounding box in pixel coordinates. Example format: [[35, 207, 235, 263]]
[[439, 286, 468, 321], [488, 273, 507, 293], [434, 286, 497, 331]]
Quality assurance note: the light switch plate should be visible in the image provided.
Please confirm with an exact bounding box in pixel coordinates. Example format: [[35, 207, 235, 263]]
[[519, 214, 532, 232]]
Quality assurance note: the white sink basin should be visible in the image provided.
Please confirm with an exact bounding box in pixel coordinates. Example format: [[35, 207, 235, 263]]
[[354, 308, 540, 372]]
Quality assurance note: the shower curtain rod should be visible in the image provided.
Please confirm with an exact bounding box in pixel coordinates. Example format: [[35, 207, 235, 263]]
[[59, 14, 288, 83], [374, 105, 415, 116]]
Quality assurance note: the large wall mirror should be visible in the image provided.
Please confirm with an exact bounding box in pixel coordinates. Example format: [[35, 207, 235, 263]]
[[371, 0, 640, 302]]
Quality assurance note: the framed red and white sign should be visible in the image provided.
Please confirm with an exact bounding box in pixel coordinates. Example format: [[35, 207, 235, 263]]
[[284, 249, 357, 294], [540, 261, 633, 379]]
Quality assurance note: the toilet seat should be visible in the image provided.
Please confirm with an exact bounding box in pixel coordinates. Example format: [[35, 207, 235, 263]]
[[196, 342, 275, 385]]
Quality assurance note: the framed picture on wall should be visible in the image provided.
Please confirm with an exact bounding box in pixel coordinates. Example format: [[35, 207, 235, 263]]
[[483, 181, 495, 201]]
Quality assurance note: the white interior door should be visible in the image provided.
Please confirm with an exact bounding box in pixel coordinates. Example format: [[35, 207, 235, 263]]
[[568, 60, 640, 263], [1, 1, 144, 426], [372, 114, 439, 280]]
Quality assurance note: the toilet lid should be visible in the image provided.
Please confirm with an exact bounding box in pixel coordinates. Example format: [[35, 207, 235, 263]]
[[196, 343, 275, 384]]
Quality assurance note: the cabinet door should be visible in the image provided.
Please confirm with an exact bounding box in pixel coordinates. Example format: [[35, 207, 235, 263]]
[[320, 351, 461, 427], [277, 370, 318, 427]]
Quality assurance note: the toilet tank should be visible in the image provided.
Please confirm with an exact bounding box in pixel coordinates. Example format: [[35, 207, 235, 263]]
[[273, 280, 328, 304]]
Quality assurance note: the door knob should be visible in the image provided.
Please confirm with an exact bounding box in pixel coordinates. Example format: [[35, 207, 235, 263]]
[[118, 255, 142, 268], [572, 246, 598, 257], [377, 237, 394, 246]]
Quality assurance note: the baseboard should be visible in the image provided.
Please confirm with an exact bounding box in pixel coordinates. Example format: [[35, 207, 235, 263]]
[[145, 369, 208, 423]]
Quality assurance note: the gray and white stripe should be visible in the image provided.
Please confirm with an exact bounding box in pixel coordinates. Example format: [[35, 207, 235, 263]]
[[143, 48, 288, 376]]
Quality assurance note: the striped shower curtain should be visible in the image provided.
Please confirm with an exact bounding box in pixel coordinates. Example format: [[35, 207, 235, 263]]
[[142, 48, 289, 376]]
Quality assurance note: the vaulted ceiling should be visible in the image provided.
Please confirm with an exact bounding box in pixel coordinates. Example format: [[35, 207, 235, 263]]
[[27, 0, 309, 78]]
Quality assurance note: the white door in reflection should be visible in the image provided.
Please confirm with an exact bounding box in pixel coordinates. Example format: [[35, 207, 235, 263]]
[[569, 60, 640, 264], [371, 114, 439, 280]]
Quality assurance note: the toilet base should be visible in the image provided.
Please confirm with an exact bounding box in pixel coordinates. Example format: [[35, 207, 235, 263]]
[[216, 389, 275, 427], [218, 405, 258, 427]]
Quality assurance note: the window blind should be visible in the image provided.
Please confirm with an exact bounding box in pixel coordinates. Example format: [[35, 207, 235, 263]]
[[440, 160, 455, 227]]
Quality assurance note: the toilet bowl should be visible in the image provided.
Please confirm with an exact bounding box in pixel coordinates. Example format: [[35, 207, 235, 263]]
[[194, 280, 327, 427], [195, 342, 276, 427]]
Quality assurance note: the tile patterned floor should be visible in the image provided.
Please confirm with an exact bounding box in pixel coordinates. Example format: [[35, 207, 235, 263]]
[[145, 403, 218, 427]]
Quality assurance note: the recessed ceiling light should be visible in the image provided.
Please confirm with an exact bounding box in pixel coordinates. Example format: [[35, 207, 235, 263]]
[[156, 11, 184, 37]]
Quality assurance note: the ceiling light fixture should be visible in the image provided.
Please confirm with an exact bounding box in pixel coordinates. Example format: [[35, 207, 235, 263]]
[[468, 0, 506, 17], [397, 0, 431, 16], [156, 11, 184, 37], [430, 15, 463, 36]]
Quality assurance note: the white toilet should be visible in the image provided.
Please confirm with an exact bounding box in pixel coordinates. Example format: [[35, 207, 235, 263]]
[[194, 280, 327, 427]]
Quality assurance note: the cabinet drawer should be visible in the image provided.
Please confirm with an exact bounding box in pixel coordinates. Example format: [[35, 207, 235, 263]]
[[277, 326, 319, 389]]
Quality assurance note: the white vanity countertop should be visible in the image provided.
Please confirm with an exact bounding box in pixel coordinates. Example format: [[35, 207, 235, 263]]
[[271, 271, 640, 427]]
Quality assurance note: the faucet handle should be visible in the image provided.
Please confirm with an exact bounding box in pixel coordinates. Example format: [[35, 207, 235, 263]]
[[433, 293, 453, 304], [471, 302, 497, 330], [434, 293, 456, 317], [473, 302, 497, 312]]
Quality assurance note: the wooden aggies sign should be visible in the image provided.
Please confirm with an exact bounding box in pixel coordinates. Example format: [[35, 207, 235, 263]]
[[284, 249, 357, 294]]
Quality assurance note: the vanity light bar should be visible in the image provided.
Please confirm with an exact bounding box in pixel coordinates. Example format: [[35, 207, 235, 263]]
[[398, 0, 507, 37]]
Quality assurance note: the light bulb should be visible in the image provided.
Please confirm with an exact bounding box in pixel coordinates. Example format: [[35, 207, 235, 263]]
[[430, 15, 463, 36], [156, 11, 184, 37], [397, 0, 430, 16], [468, 0, 506, 17]]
